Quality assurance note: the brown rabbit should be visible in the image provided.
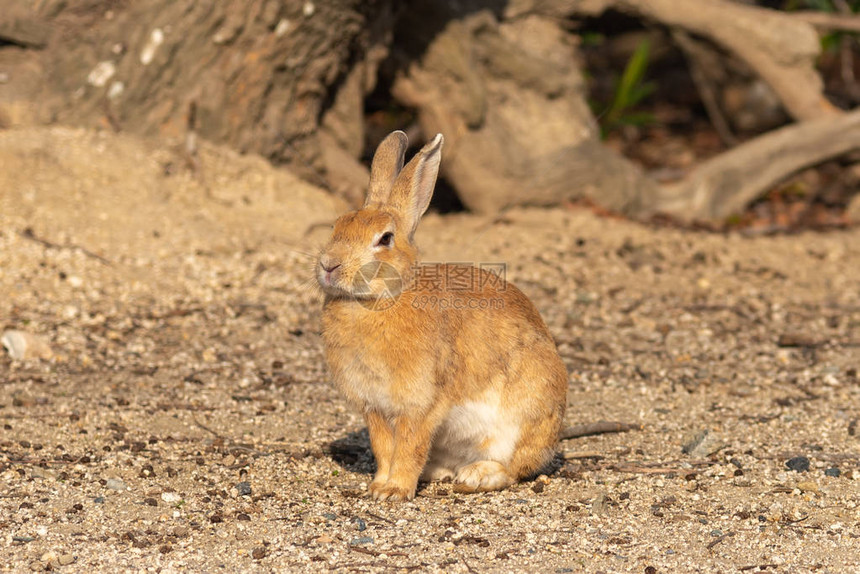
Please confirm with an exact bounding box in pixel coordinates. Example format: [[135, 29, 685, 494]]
[[318, 131, 568, 501]]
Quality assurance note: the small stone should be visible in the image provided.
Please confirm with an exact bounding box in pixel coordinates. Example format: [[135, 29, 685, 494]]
[[274, 18, 291, 37], [172, 526, 189, 537], [236, 481, 252, 496], [107, 81, 125, 100], [161, 491, 182, 504], [2, 330, 53, 361], [322, 512, 337, 520], [777, 333, 819, 348], [210, 513, 223, 523], [105, 478, 127, 491], [591, 493, 610, 516], [825, 467, 841, 478], [681, 429, 724, 458], [785, 456, 810, 472], [350, 536, 374, 545], [351, 517, 366, 531], [796, 480, 819, 493], [144, 497, 158, 507], [252, 547, 267, 560], [140, 28, 164, 66], [58, 554, 75, 566], [93, 497, 105, 504], [87, 61, 116, 87], [316, 534, 334, 544]]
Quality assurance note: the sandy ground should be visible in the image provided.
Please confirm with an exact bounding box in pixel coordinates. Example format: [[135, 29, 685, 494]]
[[1, 127, 859, 573]]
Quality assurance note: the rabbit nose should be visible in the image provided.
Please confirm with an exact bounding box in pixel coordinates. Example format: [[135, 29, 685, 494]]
[[320, 260, 341, 273]]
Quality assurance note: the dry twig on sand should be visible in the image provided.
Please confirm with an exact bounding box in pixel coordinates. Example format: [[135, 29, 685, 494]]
[[560, 421, 643, 440]]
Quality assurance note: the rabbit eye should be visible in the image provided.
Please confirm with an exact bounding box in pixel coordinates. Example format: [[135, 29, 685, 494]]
[[376, 232, 394, 247]]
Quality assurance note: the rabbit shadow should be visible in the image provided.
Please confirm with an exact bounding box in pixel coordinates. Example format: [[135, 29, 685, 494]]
[[328, 428, 376, 475], [328, 427, 566, 482]]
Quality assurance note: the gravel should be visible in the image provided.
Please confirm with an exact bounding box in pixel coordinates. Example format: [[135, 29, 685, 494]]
[[1, 127, 859, 573]]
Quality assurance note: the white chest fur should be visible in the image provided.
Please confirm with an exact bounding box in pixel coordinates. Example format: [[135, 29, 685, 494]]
[[431, 391, 521, 467]]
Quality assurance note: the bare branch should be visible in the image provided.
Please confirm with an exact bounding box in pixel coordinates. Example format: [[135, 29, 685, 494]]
[[524, 0, 838, 120], [795, 10, 860, 34], [560, 421, 643, 440], [650, 108, 860, 221]]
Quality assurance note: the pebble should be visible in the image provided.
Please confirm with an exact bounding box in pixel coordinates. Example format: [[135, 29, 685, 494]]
[[591, 493, 610, 516], [351, 517, 367, 531], [87, 61, 116, 87], [682, 429, 724, 458], [161, 491, 182, 504], [1, 330, 53, 361], [825, 467, 840, 477], [785, 456, 810, 472], [322, 512, 337, 520], [31, 468, 51, 480], [796, 481, 819, 493], [350, 536, 374, 545], [106, 478, 127, 491], [252, 547, 267, 560], [236, 481, 252, 496], [58, 554, 75, 566]]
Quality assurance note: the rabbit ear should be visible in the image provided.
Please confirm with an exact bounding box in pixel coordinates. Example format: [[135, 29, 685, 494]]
[[389, 134, 444, 236], [365, 131, 408, 207]]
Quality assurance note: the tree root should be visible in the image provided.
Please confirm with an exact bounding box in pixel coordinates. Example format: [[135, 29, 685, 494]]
[[516, 0, 838, 120], [648, 108, 860, 221]]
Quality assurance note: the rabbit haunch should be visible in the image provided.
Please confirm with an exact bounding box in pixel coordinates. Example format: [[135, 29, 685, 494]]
[[318, 131, 568, 501]]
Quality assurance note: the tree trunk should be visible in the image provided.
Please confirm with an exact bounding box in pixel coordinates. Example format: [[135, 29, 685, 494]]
[[0, 0, 391, 185], [392, 2, 656, 215]]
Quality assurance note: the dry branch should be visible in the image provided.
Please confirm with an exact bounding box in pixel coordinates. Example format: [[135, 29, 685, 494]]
[[560, 421, 643, 440], [516, 0, 837, 120], [649, 108, 860, 221], [795, 10, 860, 34]]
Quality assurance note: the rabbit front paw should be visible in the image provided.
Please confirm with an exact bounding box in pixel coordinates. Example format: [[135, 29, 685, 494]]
[[369, 480, 415, 502]]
